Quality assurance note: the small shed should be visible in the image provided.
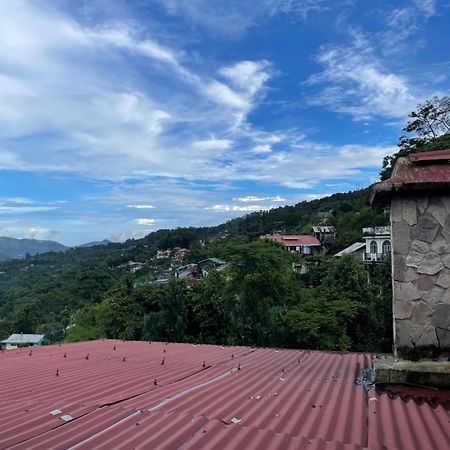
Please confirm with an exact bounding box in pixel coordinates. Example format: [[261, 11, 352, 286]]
[[1, 333, 45, 350]]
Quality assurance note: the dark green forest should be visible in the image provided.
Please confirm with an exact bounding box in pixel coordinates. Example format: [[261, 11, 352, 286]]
[[0, 96, 448, 353]]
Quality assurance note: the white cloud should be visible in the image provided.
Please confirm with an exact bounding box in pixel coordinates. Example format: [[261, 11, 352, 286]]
[[0, 226, 57, 240], [268, 0, 331, 20], [235, 195, 286, 202], [126, 204, 155, 209], [134, 218, 157, 225], [209, 204, 276, 212], [0, 1, 273, 180], [308, 32, 419, 120]]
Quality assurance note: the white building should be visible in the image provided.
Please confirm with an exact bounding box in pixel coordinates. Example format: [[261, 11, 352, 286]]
[[362, 226, 391, 263]]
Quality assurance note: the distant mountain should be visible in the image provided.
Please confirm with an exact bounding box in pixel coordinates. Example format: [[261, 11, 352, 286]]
[[0, 237, 68, 260], [77, 239, 112, 248]]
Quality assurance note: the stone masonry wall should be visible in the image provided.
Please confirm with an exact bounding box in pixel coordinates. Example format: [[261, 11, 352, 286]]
[[391, 192, 450, 361]]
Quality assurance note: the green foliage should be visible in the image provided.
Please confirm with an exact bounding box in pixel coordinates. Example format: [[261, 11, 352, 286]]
[[381, 96, 450, 180], [286, 289, 362, 350], [187, 270, 230, 344], [144, 279, 188, 342], [10, 301, 43, 334]]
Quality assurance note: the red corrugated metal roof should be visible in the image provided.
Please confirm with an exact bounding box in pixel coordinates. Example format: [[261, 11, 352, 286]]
[[0, 340, 448, 450], [371, 149, 450, 203], [262, 234, 322, 247], [409, 148, 450, 163]]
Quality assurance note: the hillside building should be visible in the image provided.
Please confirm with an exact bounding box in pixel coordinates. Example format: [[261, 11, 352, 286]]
[[362, 226, 391, 263], [0, 333, 45, 350], [311, 226, 336, 246], [261, 234, 321, 255]]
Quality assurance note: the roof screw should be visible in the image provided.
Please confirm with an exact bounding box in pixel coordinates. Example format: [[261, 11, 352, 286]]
[[29, 350, 32, 356], [154, 379, 157, 385], [202, 361, 206, 368], [163, 349, 166, 354], [231, 354, 234, 359], [64, 353, 67, 358], [56, 369, 59, 376], [165, 342, 168, 345], [282, 368, 285, 373], [85, 353, 89, 360], [161, 357, 165, 365], [123, 357, 126, 362]]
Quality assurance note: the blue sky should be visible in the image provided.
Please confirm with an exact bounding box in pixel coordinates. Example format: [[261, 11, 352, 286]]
[[0, 0, 449, 245]]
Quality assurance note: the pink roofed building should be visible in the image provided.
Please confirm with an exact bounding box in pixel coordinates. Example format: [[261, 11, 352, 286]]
[[261, 234, 322, 255]]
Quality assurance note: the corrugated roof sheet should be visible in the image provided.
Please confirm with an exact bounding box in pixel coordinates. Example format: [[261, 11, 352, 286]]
[[1, 334, 45, 344], [334, 242, 365, 257], [371, 149, 450, 203], [0, 340, 448, 450], [312, 226, 336, 234]]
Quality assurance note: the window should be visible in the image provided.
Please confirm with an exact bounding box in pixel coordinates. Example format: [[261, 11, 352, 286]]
[[370, 241, 378, 254], [382, 240, 391, 253]]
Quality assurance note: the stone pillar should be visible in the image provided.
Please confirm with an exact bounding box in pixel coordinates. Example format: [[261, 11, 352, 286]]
[[391, 193, 450, 360]]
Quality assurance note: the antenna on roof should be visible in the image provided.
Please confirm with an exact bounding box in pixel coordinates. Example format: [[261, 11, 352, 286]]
[[64, 353, 67, 358], [56, 369, 59, 376], [202, 361, 206, 368], [113, 345, 116, 351], [85, 353, 89, 360], [161, 357, 165, 365], [123, 357, 126, 362], [154, 378, 157, 385]]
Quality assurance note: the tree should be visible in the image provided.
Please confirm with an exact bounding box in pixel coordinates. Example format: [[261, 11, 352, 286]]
[[285, 287, 362, 350], [381, 96, 450, 180], [145, 279, 188, 342], [404, 96, 450, 138], [10, 301, 43, 333], [224, 240, 293, 346], [187, 270, 231, 344]]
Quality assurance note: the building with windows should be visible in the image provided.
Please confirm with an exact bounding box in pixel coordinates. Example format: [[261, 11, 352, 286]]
[[311, 226, 336, 246], [362, 226, 391, 263]]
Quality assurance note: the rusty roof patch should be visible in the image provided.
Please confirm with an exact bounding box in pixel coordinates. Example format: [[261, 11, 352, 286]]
[[371, 148, 450, 204]]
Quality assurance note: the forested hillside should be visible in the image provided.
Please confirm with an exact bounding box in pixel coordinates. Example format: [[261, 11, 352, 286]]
[[0, 97, 448, 353], [0, 186, 390, 351]]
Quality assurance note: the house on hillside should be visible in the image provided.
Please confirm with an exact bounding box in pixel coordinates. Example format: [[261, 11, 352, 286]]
[[0, 333, 45, 350], [311, 226, 336, 246], [156, 249, 171, 259], [198, 258, 227, 271], [127, 261, 145, 272], [176, 264, 203, 281], [362, 226, 391, 263], [261, 234, 322, 255]]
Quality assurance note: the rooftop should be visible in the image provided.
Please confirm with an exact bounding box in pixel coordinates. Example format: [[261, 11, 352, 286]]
[[262, 234, 322, 247], [334, 242, 365, 257], [0, 333, 45, 345], [0, 340, 448, 450], [371, 148, 450, 203]]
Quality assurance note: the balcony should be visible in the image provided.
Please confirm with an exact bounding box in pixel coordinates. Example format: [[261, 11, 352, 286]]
[[362, 226, 391, 237], [363, 252, 388, 263]]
